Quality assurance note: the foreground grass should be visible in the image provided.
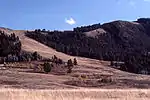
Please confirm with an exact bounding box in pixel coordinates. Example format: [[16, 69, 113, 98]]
[[0, 89, 150, 100]]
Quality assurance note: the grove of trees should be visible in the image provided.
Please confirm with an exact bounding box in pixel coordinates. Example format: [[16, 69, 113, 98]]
[[0, 31, 21, 57]]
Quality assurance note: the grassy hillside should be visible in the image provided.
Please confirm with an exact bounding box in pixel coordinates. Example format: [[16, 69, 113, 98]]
[[1, 20, 150, 100], [25, 18, 150, 74]]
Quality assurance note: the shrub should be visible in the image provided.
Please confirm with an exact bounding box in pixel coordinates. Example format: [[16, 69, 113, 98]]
[[43, 62, 52, 73], [78, 74, 88, 80]]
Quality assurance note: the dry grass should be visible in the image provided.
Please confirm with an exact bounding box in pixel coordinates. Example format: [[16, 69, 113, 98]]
[[1, 63, 150, 90], [0, 89, 150, 100]]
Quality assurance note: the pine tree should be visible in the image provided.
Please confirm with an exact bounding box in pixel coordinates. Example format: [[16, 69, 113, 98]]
[[32, 51, 38, 60], [110, 61, 113, 66], [73, 58, 77, 65], [67, 59, 73, 66], [67, 59, 73, 73]]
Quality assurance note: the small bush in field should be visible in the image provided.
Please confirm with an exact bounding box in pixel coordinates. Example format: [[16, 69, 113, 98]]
[[78, 75, 88, 80], [43, 62, 52, 73]]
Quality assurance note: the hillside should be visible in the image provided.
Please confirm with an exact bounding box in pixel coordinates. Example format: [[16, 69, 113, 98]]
[[1, 24, 150, 90], [1, 19, 150, 91], [25, 18, 150, 74]]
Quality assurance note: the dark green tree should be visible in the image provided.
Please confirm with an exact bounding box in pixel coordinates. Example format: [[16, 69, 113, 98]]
[[110, 61, 113, 66], [32, 51, 38, 60], [73, 58, 78, 65], [67, 59, 73, 73], [67, 59, 73, 67]]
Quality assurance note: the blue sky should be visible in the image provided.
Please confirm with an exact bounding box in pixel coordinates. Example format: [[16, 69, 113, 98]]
[[0, 0, 150, 30]]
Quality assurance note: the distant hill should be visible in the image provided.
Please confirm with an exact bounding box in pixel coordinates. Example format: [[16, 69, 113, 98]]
[[25, 18, 150, 74]]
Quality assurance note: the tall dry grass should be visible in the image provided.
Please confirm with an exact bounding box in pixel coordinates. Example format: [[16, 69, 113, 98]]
[[0, 89, 150, 100]]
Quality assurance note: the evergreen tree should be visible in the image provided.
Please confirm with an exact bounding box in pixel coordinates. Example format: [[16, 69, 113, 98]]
[[32, 51, 38, 60], [73, 58, 78, 65], [67, 59, 73, 73], [110, 61, 113, 66], [67, 59, 73, 67]]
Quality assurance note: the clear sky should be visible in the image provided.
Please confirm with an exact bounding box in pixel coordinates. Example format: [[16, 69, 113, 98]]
[[0, 0, 150, 30]]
